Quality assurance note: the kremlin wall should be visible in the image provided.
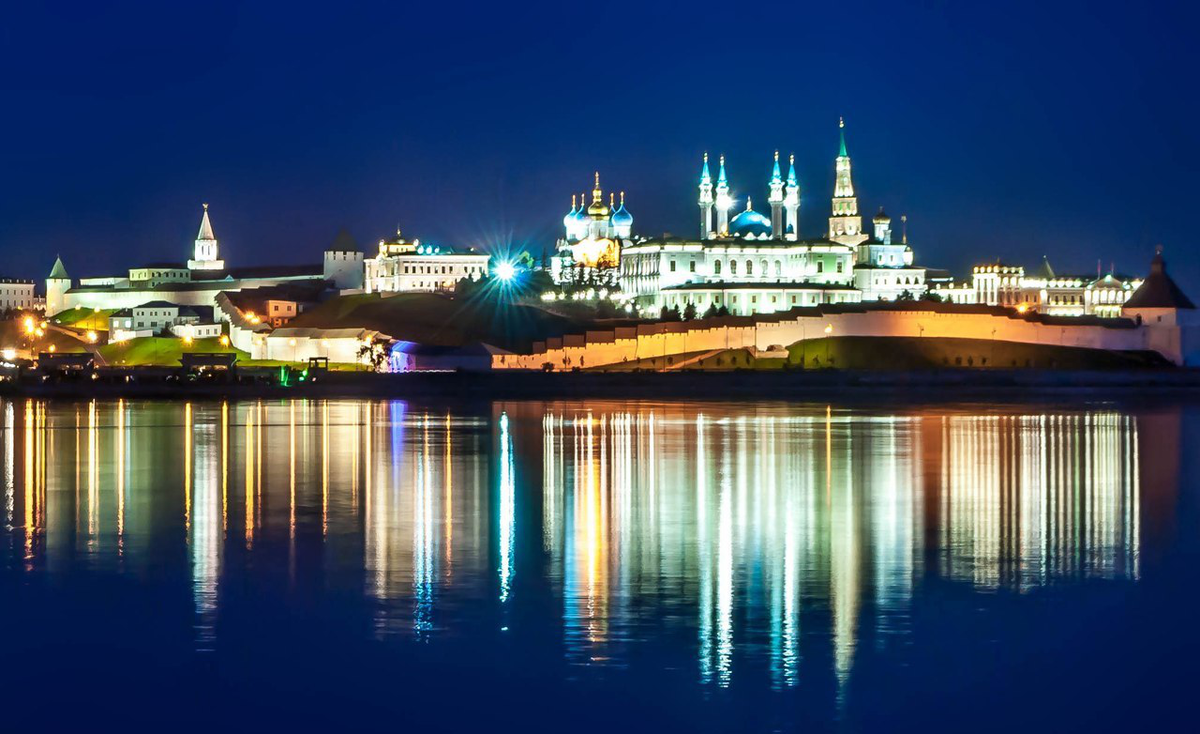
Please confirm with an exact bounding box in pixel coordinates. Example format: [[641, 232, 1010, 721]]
[[491, 296, 1200, 371]]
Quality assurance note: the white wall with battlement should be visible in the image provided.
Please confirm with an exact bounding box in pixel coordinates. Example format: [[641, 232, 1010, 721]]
[[493, 306, 1190, 371]]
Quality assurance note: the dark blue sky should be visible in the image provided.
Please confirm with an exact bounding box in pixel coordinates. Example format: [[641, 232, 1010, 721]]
[[1, 1, 1195, 288]]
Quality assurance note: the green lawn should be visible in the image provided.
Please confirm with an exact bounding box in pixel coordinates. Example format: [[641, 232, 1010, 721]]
[[97, 336, 246, 366], [52, 307, 118, 331]]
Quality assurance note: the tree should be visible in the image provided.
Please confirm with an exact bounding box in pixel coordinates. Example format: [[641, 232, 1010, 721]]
[[716, 305, 730, 317], [702, 303, 720, 319], [920, 291, 944, 303], [897, 289, 916, 301], [357, 337, 390, 372], [659, 305, 681, 322], [682, 302, 698, 321]]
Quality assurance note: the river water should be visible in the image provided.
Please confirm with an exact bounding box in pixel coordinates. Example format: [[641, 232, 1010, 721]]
[[0, 398, 1195, 731]]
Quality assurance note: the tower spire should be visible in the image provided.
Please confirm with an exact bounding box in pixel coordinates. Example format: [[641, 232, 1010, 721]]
[[699, 153, 714, 239], [769, 151, 785, 238], [838, 117, 847, 158], [715, 155, 733, 237], [784, 153, 800, 241]]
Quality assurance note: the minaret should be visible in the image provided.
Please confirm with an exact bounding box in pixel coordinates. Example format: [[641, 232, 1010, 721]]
[[768, 151, 785, 239], [188, 203, 225, 271], [715, 155, 733, 237], [784, 153, 800, 241], [828, 118, 866, 246], [698, 153, 714, 239]]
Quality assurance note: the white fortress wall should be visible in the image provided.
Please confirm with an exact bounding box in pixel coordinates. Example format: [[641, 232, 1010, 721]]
[[494, 307, 1166, 370]]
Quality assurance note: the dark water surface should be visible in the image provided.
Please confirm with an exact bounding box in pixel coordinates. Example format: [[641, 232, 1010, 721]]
[[1, 398, 1196, 731]]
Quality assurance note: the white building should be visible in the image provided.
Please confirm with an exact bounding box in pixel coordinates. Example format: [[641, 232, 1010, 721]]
[[363, 232, 490, 294], [0, 279, 37, 311], [47, 205, 358, 317], [620, 120, 921, 315], [930, 258, 1143, 317], [551, 173, 634, 283]]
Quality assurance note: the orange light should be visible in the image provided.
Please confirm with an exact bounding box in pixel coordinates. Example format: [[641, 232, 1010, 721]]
[[220, 335, 230, 347], [48, 344, 56, 353], [1016, 304, 1028, 314]]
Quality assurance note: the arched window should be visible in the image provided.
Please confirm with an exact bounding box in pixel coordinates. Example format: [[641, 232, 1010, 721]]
[[760, 260, 768, 276], [714, 260, 722, 275], [746, 260, 753, 275], [775, 260, 782, 276], [730, 260, 738, 274]]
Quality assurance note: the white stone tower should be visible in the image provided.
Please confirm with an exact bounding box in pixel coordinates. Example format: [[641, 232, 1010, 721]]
[[715, 155, 733, 237], [784, 153, 800, 241], [188, 203, 225, 271], [46, 256, 71, 316], [698, 153, 714, 239], [768, 151, 785, 239], [828, 118, 867, 246]]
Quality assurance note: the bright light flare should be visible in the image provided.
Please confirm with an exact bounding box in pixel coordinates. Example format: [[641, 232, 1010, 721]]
[[494, 262, 517, 282]]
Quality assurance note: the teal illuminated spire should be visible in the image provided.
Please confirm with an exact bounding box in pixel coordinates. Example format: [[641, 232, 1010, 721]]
[[786, 153, 797, 188], [700, 152, 712, 187], [838, 116, 848, 158], [717, 154, 728, 187], [770, 150, 783, 186]]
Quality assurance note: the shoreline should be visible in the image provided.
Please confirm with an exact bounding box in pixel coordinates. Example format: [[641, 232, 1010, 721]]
[[4, 368, 1200, 402]]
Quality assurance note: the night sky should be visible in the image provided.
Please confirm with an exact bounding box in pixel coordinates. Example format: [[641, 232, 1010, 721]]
[[1, 1, 1195, 289]]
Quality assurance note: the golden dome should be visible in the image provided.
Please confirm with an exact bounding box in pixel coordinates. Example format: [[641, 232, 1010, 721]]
[[586, 171, 610, 218]]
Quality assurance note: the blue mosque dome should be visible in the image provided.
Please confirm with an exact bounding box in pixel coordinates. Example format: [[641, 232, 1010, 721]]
[[728, 199, 772, 237]]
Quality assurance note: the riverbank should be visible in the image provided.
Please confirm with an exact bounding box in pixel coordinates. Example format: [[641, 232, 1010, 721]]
[[4, 367, 1200, 402]]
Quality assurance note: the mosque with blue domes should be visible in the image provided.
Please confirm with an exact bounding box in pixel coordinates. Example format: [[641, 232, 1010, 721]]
[[617, 119, 928, 316]]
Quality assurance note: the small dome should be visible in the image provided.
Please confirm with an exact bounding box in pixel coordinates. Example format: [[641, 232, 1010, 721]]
[[563, 201, 577, 229], [873, 207, 890, 223], [729, 200, 772, 237], [611, 193, 633, 226], [574, 198, 590, 223]]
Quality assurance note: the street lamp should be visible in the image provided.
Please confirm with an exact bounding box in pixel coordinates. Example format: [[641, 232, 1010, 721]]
[[824, 323, 833, 368]]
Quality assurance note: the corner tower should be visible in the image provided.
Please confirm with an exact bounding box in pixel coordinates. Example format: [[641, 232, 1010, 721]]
[[46, 256, 71, 316]]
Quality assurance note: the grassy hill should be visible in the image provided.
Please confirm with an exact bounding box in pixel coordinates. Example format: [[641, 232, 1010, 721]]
[[287, 292, 587, 349], [591, 336, 1170, 371], [52, 307, 118, 331], [97, 336, 245, 366]]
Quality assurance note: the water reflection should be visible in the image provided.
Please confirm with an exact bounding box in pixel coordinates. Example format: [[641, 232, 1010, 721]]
[[0, 398, 1166, 690]]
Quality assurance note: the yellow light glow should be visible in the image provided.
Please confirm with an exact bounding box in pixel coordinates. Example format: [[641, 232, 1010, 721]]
[[824, 324, 834, 335], [183, 336, 193, 345], [220, 335, 230, 347], [48, 345, 56, 353], [86, 330, 98, 343], [23, 316, 35, 334], [1016, 304, 1028, 314]]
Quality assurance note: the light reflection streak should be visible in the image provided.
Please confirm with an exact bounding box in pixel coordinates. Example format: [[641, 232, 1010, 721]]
[[498, 412, 515, 603]]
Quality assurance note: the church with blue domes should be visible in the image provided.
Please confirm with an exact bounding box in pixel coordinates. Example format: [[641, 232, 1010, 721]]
[[551, 172, 635, 283]]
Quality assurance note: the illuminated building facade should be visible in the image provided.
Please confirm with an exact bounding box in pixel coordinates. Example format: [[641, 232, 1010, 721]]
[[619, 120, 926, 316], [932, 258, 1144, 317], [45, 205, 356, 316], [551, 173, 632, 283], [0, 278, 37, 311], [363, 230, 491, 295]]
